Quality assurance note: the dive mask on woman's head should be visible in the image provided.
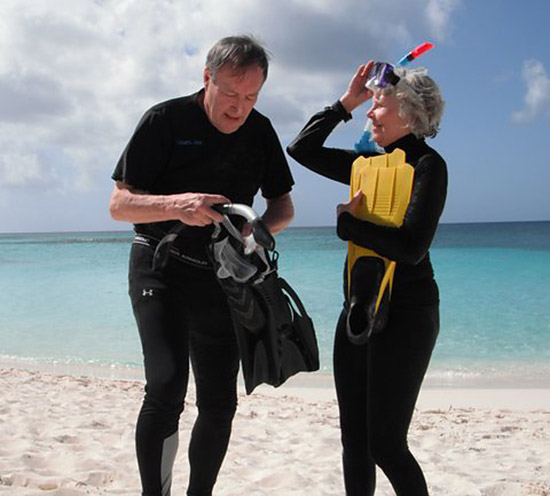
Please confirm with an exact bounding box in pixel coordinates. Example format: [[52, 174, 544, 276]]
[[365, 42, 434, 91], [366, 62, 400, 90]]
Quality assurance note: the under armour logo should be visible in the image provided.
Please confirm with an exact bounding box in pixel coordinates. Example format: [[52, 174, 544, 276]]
[[142, 289, 154, 297]]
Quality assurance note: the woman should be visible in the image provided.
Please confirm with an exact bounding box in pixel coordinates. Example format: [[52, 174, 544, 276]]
[[287, 60, 447, 495]]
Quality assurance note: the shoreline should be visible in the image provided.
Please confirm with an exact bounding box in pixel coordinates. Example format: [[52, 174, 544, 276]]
[[2, 353, 550, 386], [2, 362, 550, 411]]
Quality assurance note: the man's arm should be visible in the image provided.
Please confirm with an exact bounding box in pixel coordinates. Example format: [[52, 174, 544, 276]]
[[261, 192, 294, 234], [109, 181, 229, 227]]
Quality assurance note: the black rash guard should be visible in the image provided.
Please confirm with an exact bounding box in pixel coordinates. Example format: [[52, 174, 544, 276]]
[[287, 100, 448, 305], [113, 90, 294, 267]]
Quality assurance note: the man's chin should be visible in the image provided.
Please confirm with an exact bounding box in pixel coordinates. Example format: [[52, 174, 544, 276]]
[[218, 120, 242, 134]]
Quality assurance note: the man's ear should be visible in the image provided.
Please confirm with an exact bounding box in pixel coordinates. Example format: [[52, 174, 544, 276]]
[[203, 67, 211, 89]]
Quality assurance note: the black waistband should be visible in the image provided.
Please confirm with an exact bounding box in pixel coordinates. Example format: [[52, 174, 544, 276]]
[[133, 233, 212, 270]]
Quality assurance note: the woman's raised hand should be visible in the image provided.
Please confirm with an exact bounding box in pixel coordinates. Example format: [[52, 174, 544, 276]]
[[339, 60, 374, 113]]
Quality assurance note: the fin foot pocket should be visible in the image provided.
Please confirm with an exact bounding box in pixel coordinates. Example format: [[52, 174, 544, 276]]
[[346, 256, 390, 345]]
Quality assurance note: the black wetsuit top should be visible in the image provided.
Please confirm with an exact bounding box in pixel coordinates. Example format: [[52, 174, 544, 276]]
[[113, 90, 294, 266], [287, 101, 448, 306]]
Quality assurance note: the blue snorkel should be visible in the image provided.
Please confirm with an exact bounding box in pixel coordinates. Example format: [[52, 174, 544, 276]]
[[354, 119, 382, 154]]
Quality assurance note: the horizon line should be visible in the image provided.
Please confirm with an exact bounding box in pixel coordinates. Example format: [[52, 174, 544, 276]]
[[1, 219, 550, 236]]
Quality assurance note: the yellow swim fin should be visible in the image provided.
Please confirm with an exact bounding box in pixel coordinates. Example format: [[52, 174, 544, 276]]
[[346, 148, 414, 344]]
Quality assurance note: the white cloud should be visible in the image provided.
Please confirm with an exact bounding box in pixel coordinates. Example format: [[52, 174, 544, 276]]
[[426, 0, 461, 41], [0, 151, 54, 187], [0, 0, 459, 198], [0, 72, 72, 122], [512, 59, 550, 124]]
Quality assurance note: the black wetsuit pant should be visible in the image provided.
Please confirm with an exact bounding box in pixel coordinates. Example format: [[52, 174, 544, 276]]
[[333, 301, 439, 496], [129, 242, 239, 496]]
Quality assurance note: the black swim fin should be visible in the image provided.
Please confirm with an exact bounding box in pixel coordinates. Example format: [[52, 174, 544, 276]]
[[208, 204, 319, 394], [233, 272, 319, 394], [346, 256, 390, 345]]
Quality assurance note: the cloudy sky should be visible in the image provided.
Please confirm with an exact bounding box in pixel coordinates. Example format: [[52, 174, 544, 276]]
[[1, 0, 549, 232]]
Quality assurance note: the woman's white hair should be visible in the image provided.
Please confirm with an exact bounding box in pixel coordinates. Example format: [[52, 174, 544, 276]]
[[382, 67, 445, 139]]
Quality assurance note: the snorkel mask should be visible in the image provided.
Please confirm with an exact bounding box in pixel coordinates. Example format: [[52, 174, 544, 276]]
[[365, 42, 434, 90], [355, 42, 434, 153], [366, 62, 401, 89]]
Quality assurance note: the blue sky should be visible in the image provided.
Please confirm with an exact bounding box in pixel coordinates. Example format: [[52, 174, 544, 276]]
[[1, 0, 549, 232]]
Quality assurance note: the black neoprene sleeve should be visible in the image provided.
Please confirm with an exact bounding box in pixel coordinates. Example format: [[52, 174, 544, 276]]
[[287, 101, 356, 185]]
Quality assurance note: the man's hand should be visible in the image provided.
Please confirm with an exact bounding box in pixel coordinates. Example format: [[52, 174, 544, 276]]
[[109, 182, 230, 226], [169, 192, 229, 226]]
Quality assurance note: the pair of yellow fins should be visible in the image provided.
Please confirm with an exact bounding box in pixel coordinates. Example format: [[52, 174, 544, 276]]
[[346, 148, 414, 345]]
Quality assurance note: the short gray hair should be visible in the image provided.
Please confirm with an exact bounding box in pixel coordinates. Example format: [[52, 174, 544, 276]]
[[382, 67, 445, 139], [206, 35, 270, 81]]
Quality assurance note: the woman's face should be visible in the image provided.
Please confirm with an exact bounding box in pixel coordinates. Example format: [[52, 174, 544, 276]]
[[366, 92, 410, 147]]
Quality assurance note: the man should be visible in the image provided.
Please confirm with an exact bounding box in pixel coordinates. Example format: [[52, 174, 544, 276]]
[[109, 35, 294, 496]]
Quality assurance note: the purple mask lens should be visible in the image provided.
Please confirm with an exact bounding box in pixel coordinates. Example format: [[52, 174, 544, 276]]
[[366, 62, 400, 89]]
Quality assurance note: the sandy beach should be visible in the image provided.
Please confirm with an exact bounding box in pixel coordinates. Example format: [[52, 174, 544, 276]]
[[1, 367, 549, 495]]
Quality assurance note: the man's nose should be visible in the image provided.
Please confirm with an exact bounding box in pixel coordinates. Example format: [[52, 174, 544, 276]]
[[230, 97, 246, 116]]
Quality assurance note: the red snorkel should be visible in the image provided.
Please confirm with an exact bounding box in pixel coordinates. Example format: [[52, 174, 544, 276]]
[[396, 42, 434, 67]]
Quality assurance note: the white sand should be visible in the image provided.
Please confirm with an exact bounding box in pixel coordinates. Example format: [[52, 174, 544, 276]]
[[1, 368, 549, 495]]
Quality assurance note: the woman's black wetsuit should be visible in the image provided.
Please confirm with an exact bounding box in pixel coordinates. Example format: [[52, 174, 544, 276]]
[[287, 100, 447, 496]]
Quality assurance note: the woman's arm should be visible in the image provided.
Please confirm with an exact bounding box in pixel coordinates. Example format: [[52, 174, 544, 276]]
[[336, 155, 448, 264], [287, 62, 376, 185], [286, 101, 357, 185]]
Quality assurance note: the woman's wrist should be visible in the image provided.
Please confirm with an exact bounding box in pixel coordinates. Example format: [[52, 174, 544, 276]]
[[336, 211, 352, 241], [339, 93, 357, 113], [332, 98, 353, 122]]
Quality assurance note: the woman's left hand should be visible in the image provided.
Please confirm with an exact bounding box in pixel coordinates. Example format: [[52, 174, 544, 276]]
[[337, 190, 364, 218], [340, 61, 375, 113]]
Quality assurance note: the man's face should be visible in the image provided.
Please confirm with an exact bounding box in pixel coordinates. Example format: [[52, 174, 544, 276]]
[[203, 64, 265, 134]]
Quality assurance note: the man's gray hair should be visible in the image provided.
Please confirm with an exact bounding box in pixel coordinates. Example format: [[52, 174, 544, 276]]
[[384, 67, 445, 139], [206, 35, 270, 80]]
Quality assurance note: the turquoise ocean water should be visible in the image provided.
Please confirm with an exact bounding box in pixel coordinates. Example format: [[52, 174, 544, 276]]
[[1, 222, 549, 387]]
